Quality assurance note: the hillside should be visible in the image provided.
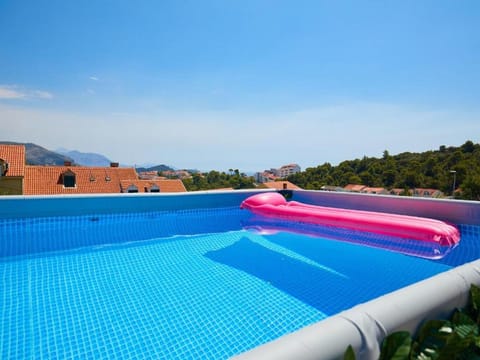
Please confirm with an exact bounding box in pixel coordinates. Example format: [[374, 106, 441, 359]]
[[56, 148, 112, 167], [0, 141, 74, 165], [287, 140, 480, 200], [136, 164, 175, 173]]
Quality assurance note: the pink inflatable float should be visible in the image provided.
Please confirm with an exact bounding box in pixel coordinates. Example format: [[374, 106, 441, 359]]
[[240, 192, 460, 246]]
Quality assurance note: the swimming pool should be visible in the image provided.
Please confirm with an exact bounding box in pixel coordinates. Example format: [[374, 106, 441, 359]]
[[2, 194, 480, 359]]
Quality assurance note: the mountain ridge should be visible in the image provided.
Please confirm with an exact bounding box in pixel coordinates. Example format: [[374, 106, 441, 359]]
[[56, 148, 112, 167], [0, 142, 177, 171], [0, 141, 74, 165]]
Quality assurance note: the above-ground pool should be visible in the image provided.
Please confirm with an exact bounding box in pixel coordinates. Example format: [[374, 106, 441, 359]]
[[2, 192, 480, 359]]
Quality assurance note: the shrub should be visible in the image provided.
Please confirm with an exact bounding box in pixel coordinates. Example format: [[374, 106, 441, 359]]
[[344, 284, 480, 359]]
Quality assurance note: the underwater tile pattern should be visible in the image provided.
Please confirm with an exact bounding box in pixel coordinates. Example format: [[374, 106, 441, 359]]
[[0, 208, 249, 258], [1, 208, 479, 359], [1, 224, 325, 359]]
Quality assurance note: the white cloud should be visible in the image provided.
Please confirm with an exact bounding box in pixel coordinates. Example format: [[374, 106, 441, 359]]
[[0, 85, 53, 100], [32, 90, 54, 99], [0, 86, 26, 99], [89, 76, 99, 81]]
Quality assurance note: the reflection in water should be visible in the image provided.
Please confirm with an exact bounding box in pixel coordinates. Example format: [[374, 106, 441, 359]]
[[242, 216, 457, 260]]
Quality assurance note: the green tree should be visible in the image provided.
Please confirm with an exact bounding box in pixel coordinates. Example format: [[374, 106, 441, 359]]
[[359, 171, 374, 187], [382, 169, 396, 187], [460, 175, 480, 201], [461, 140, 475, 153]]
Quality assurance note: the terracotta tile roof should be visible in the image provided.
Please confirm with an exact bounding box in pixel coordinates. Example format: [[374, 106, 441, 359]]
[[390, 188, 405, 195], [0, 144, 25, 177], [260, 172, 278, 181], [413, 188, 444, 198], [24, 166, 138, 195], [362, 187, 388, 194], [262, 181, 301, 190], [344, 184, 367, 192], [120, 179, 186, 193], [137, 171, 161, 180]]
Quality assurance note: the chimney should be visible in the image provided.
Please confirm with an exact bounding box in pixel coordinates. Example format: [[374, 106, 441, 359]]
[[64, 161, 72, 166], [110, 162, 119, 168]]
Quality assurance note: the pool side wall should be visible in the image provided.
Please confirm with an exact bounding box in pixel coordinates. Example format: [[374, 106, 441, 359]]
[[0, 189, 272, 219], [293, 189, 480, 225]]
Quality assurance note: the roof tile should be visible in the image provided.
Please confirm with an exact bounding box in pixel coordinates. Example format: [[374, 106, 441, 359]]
[[0, 144, 26, 177], [24, 166, 138, 195], [120, 179, 186, 193], [263, 181, 301, 190]]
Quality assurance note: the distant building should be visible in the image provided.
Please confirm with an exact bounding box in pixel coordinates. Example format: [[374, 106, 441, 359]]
[[162, 170, 192, 179], [343, 183, 444, 198], [275, 164, 301, 178], [23, 163, 186, 195], [23, 164, 138, 195], [412, 188, 444, 198], [119, 179, 186, 193], [0, 144, 26, 195], [0, 144, 186, 195], [361, 187, 389, 195], [262, 181, 302, 190], [255, 164, 301, 183], [137, 171, 162, 180], [254, 171, 278, 183], [344, 184, 367, 192], [344, 184, 389, 195]]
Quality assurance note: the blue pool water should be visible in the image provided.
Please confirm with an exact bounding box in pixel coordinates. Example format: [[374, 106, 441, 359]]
[[1, 207, 479, 359]]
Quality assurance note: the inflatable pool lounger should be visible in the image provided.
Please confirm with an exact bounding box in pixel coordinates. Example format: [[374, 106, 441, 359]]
[[240, 192, 460, 246]]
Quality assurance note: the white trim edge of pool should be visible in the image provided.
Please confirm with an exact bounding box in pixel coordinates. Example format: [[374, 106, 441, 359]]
[[232, 258, 480, 360]]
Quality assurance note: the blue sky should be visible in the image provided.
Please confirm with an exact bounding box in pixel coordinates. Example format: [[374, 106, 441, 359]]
[[1, 1, 479, 172]]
